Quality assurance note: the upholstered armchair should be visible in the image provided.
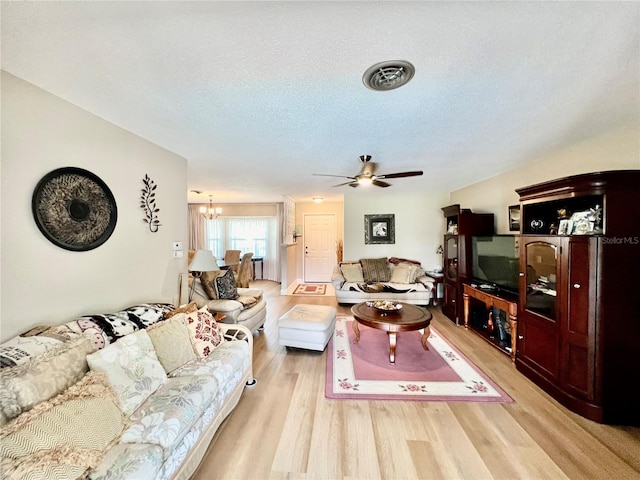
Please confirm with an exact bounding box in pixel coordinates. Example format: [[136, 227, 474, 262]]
[[179, 271, 266, 334]]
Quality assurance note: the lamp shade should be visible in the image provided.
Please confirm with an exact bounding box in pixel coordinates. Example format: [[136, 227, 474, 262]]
[[188, 249, 219, 272]]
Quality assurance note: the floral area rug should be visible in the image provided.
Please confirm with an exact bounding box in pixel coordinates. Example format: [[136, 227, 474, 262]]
[[326, 316, 513, 403]]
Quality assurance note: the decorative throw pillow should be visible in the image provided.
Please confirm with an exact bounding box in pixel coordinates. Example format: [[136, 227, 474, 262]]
[[390, 264, 413, 284], [87, 330, 166, 416], [0, 336, 95, 425], [360, 258, 391, 282], [184, 307, 225, 358], [341, 263, 364, 282], [164, 302, 198, 319], [214, 269, 239, 300], [146, 315, 197, 374], [412, 266, 426, 282], [390, 263, 420, 284], [0, 371, 125, 480], [200, 270, 226, 300], [0, 335, 64, 369]]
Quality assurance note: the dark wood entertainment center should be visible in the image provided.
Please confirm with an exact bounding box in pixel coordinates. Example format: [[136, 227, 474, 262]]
[[515, 170, 640, 425], [463, 284, 518, 364], [443, 171, 639, 425]]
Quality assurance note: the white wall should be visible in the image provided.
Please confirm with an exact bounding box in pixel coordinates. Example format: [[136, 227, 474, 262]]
[[343, 190, 449, 272], [450, 125, 640, 233], [1, 72, 189, 342]]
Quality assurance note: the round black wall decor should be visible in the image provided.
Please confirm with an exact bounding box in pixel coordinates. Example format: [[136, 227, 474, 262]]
[[32, 167, 118, 251]]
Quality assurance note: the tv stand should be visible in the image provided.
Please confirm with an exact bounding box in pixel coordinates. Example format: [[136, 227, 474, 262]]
[[463, 283, 518, 364]]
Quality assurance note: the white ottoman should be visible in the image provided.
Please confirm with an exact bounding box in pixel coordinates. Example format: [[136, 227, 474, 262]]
[[278, 304, 337, 351]]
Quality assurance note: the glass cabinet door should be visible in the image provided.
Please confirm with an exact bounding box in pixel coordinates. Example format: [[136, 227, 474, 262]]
[[445, 235, 458, 281], [524, 241, 558, 320]]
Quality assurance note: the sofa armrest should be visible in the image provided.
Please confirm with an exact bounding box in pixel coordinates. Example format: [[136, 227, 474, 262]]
[[416, 275, 436, 305], [416, 275, 435, 291], [331, 265, 346, 290], [219, 323, 254, 386], [219, 323, 253, 345], [205, 299, 243, 322], [236, 287, 263, 298]]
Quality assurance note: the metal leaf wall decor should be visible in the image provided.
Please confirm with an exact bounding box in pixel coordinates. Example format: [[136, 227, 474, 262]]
[[140, 174, 161, 232]]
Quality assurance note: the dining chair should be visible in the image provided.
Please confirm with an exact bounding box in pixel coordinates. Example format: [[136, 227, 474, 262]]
[[234, 252, 254, 288], [224, 250, 241, 273]]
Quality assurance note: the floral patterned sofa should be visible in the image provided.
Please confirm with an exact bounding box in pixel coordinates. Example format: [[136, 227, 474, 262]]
[[0, 302, 253, 479], [331, 257, 435, 306]]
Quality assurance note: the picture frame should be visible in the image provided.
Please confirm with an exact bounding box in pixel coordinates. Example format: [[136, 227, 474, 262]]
[[364, 214, 395, 244], [558, 219, 573, 235], [508, 205, 521, 232]]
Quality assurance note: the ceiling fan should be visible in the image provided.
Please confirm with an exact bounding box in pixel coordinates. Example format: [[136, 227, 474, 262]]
[[313, 155, 423, 188]]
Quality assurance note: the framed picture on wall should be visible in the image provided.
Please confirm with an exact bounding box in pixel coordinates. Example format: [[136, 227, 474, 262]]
[[508, 205, 521, 232], [364, 214, 395, 244]]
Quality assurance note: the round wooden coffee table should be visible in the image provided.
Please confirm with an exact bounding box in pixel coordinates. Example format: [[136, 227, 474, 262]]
[[350, 302, 432, 364]]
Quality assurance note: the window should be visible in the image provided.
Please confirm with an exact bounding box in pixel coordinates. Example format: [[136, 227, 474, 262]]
[[205, 216, 278, 280]]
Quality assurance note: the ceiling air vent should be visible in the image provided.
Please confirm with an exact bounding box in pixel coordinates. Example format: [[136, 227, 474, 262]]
[[363, 60, 415, 91]]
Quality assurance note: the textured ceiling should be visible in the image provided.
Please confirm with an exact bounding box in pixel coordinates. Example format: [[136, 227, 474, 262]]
[[2, 1, 638, 203]]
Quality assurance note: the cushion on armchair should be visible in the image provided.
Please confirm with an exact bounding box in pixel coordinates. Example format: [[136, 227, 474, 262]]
[[214, 269, 239, 300], [200, 270, 226, 300]]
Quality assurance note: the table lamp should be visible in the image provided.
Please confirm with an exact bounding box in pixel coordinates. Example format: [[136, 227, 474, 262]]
[[188, 249, 218, 301]]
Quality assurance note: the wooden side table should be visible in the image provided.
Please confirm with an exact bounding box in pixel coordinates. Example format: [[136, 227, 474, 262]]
[[424, 271, 444, 306]]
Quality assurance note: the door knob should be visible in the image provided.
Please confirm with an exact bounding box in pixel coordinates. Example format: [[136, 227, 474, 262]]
[[518, 335, 524, 340], [518, 272, 525, 277], [573, 283, 581, 289]]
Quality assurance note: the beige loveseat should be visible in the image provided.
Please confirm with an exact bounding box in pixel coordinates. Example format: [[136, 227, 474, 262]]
[[332, 257, 435, 306], [0, 303, 253, 479]]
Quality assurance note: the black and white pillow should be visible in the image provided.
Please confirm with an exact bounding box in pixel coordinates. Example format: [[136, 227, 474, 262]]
[[214, 269, 239, 300]]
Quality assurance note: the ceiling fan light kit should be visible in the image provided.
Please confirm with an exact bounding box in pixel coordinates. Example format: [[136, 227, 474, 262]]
[[313, 155, 423, 188]]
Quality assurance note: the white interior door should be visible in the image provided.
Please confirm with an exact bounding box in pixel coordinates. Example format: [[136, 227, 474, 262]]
[[304, 214, 336, 282]]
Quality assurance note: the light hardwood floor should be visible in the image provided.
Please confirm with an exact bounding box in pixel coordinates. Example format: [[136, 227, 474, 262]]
[[193, 281, 640, 480]]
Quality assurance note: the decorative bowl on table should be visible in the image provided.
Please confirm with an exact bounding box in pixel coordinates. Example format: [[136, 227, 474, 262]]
[[366, 300, 402, 311]]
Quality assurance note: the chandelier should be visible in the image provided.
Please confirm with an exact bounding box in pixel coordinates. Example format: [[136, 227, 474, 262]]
[[200, 195, 222, 220]]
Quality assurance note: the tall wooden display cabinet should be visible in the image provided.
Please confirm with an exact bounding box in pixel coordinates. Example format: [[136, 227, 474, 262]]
[[441, 205, 494, 324], [516, 170, 640, 425]]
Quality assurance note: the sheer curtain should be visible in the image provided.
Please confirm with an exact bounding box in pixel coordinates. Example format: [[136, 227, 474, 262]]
[[205, 216, 279, 281], [188, 204, 206, 252]]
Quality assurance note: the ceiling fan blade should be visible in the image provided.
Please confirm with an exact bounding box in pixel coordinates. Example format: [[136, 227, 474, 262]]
[[348, 182, 359, 188], [333, 181, 358, 187], [313, 173, 356, 180], [376, 170, 423, 179], [372, 179, 391, 188]]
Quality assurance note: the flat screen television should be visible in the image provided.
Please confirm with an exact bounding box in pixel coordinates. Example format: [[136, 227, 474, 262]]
[[470, 235, 519, 295]]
